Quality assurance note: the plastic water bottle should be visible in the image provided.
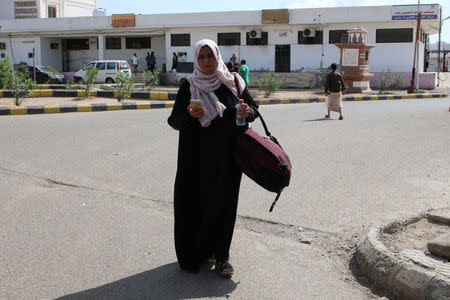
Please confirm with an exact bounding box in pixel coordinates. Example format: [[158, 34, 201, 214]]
[[235, 99, 246, 126]]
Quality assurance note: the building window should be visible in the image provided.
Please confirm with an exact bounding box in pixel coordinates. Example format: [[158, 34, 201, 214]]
[[48, 5, 56, 18], [218, 33, 241, 46], [14, 1, 38, 19], [171, 34, 190, 46], [329, 30, 348, 44], [376, 28, 413, 43], [126, 37, 151, 49], [246, 32, 268, 46], [0, 43, 6, 50], [298, 30, 323, 44], [50, 43, 58, 49], [66, 39, 89, 50], [106, 37, 121, 49]]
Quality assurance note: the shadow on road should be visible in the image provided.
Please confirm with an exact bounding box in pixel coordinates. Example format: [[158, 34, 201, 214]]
[[304, 118, 333, 122], [55, 262, 238, 300]]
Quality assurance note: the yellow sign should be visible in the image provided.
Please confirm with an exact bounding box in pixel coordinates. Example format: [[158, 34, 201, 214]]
[[112, 14, 135, 27]]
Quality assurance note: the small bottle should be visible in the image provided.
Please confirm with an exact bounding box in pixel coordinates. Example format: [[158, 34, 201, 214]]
[[235, 99, 246, 126]]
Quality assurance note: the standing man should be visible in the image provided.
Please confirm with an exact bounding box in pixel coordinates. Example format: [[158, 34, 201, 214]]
[[171, 52, 178, 72], [239, 59, 249, 86], [132, 53, 139, 73], [146, 52, 151, 70], [324, 63, 345, 120], [149, 52, 156, 72]]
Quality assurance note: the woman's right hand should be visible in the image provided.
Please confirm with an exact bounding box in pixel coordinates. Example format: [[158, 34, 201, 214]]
[[187, 105, 206, 119]]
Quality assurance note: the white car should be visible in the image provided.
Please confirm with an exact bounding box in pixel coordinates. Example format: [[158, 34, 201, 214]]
[[72, 60, 132, 83]]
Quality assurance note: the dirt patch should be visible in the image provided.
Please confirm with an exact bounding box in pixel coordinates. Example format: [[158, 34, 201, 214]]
[[381, 218, 450, 254]]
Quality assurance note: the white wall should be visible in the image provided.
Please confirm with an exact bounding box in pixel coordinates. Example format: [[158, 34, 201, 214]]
[[67, 37, 98, 71], [40, 37, 62, 70], [2, 37, 41, 66], [0, 0, 14, 20], [104, 35, 165, 72]]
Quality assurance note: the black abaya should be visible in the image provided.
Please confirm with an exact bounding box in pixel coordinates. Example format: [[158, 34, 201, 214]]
[[167, 78, 258, 272]]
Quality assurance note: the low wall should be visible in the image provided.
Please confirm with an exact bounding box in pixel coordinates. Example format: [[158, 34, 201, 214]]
[[369, 72, 436, 90]]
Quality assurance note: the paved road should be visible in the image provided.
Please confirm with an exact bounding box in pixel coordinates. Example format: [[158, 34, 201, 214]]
[[1, 98, 449, 299]]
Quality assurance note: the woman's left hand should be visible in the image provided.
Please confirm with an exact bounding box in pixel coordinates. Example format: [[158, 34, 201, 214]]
[[238, 103, 250, 118]]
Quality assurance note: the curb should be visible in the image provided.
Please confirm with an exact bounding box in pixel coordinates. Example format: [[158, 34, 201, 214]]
[[258, 93, 448, 104], [355, 226, 450, 300], [0, 92, 448, 116], [0, 101, 173, 115], [0, 89, 177, 100]]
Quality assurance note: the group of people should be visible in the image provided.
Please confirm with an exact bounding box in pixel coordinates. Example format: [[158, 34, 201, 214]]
[[226, 53, 250, 86], [130, 52, 157, 73], [167, 39, 346, 279]]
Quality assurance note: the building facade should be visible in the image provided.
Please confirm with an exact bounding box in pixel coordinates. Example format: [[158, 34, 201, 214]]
[[0, 3, 442, 85]]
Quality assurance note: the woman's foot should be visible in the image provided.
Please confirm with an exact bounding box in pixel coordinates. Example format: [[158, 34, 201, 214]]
[[325, 114, 330, 118], [339, 115, 343, 120], [202, 256, 216, 266], [216, 260, 234, 278]]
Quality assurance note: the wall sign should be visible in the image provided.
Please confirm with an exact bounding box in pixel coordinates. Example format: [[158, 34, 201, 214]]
[[112, 14, 136, 27], [342, 49, 359, 66], [392, 4, 439, 20]]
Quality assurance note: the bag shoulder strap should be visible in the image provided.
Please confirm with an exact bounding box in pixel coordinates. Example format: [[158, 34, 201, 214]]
[[233, 74, 241, 98]]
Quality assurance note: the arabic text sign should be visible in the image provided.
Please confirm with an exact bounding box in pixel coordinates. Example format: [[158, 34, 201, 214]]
[[392, 4, 439, 20]]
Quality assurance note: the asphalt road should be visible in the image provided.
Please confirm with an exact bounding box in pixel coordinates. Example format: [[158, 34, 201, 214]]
[[1, 98, 449, 299]]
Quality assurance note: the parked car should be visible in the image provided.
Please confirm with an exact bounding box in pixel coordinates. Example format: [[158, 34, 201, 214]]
[[72, 60, 132, 84], [26, 66, 65, 84]]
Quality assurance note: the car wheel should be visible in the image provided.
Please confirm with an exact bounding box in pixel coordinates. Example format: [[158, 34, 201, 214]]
[[105, 78, 115, 84]]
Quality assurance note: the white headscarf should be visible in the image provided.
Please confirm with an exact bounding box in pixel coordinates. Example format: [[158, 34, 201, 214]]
[[188, 39, 246, 127]]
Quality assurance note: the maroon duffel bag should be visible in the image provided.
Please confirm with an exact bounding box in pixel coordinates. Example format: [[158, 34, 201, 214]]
[[234, 106, 292, 212]]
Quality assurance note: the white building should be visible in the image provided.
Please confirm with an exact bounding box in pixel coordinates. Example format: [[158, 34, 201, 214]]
[[0, 3, 442, 86], [0, 0, 97, 19]]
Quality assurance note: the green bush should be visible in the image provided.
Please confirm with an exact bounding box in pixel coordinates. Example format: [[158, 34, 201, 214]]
[[83, 66, 98, 98], [114, 72, 134, 102], [379, 69, 405, 94], [8, 70, 35, 106], [258, 72, 282, 97], [143, 68, 161, 91], [0, 57, 11, 89]]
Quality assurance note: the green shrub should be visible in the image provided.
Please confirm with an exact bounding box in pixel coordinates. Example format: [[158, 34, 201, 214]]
[[8, 70, 35, 106], [143, 68, 161, 91], [114, 72, 134, 102], [83, 66, 98, 98], [258, 72, 282, 96], [65, 80, 73, 90], [0, 57, 11, 89], [379, 69, 405, 94]]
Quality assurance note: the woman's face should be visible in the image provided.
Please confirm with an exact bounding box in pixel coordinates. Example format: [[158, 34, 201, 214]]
[[197, 46, 217, 75]]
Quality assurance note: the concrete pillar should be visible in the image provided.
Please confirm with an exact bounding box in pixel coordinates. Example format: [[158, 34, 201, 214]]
[[98, 35, 104, 60]]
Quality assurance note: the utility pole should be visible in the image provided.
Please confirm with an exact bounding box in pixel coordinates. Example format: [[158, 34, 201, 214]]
[[408, 2, 422, 93], [437, 7, 441, 87]]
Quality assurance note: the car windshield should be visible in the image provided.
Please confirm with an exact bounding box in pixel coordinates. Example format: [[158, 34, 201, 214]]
[[37, 66, 50, 73], [119, 62, 129, 70]]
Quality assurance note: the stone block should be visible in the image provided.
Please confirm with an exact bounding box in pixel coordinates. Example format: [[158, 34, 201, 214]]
[[428, 208, 450, 225], [426, 275, 450, 300], [427, 233, 450, 260], [391, 263, 436, 300]]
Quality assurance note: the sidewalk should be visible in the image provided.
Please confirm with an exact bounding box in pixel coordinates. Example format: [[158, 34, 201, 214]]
[[356, 208, 450, 300], [0, 86, 448, 116]]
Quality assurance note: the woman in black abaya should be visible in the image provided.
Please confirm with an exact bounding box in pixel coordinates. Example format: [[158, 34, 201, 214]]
[[167, 39, 258, 277]]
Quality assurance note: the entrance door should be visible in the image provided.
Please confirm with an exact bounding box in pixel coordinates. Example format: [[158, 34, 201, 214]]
[[275, 45, 290, 72]]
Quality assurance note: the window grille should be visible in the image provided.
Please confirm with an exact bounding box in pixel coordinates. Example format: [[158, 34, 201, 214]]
[[48, 6, 56, 18], [14, 1, 38, 19]]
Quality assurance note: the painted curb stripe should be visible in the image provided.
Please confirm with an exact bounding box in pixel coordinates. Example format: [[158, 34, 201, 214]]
[[122, 102, 137, 110], [44, 106, 60, 114], [0, 107, 10, 115], [10, 107, 27, 115], [77, 90, 85, 97], [168, 93, 176, 100], [132, 91, 150, 99], [53, 90, 78, 97], [77, 105, 92, 112], [60, 105, 77, 113], [106, 104, 123, 111], [0, 91, 2, 97], [91, 103, 108, 111], [289, 98, 300, 103], [27, 106, 45, 114], [97, 90, 115, 98], [150, 101, 166, 108]]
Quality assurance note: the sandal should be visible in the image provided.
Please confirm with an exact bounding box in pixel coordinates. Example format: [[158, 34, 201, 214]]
[[325, 114, 330, 118], [216, 260, 234, 278], [202, 257, 216, 265], [339, 116, 343, 120]]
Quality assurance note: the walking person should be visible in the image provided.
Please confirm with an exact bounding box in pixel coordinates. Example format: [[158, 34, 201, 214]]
[[167, 39, 258, 278], [324, 63, 345, 120], [148, 52, 156, 72], [239, 59, 249, 85], [131, 53, 139, 73]]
